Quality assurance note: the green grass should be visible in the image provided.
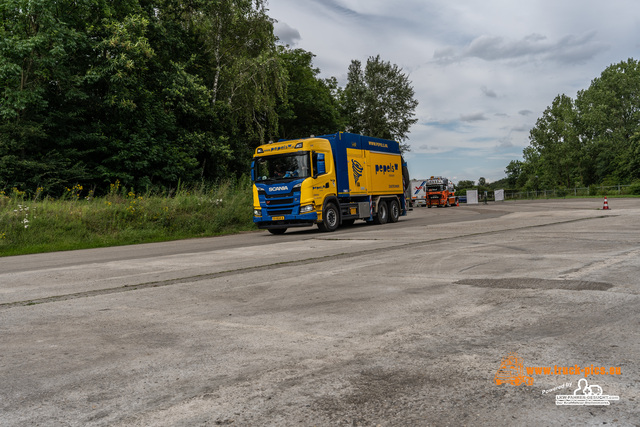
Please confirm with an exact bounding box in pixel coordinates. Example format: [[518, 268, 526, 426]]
[[0, 178, 256, 257]]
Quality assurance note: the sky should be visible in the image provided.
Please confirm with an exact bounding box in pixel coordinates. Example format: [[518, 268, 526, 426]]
[[266, 0, 640, 184]]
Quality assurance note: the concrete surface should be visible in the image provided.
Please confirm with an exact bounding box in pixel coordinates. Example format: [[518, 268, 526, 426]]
[[0, 198, 639, 426]]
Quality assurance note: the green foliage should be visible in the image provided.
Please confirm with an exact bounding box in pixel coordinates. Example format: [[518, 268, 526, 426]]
[[456, 180, 475, 190], [512, 58, 640, 190], [628, 181, 640, 195], [1, 1, 418, 196], [505, 160, 523, 188], [276, 47, 344, 139], [0, 0, 284, 194], [341, 55, 418, 151]]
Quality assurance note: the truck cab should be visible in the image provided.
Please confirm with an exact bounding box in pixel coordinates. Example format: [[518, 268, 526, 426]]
[[425, 176, 456, 208]]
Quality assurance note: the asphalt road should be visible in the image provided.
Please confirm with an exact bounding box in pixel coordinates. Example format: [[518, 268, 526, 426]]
[[1, 198, 639, 426]]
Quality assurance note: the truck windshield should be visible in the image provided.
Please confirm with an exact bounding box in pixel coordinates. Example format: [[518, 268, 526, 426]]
[[426, 186, 443, 191], [254, 152, 311, 182]]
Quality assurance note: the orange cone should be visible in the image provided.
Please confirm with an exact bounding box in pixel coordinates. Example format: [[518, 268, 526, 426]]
[[602, 196, 610, 210], [456, 199, 459, 207]]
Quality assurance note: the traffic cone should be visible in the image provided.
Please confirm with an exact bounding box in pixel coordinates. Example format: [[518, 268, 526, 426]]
[[602, 196, 610, 210], [456, 199, 459, 207]]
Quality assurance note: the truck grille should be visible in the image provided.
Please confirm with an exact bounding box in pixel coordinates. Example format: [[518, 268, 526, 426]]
[[263, 188, 298, 216], [267, 208, 292, 216], [266, 198, 294, 206]]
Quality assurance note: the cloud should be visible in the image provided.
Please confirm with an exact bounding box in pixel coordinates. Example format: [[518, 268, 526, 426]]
[[518, 110, 533, 116], [511, 124, 530, 132], [481, 86, 497, 98], [460, 112, 488, 122], [434, 32, 609, 65], [274, 22, 301, 45], [425, 120, 465, 132], [497, 137, 514, 148]]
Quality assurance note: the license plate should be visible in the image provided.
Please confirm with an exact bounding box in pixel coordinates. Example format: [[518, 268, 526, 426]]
[[272, 216, 285, 220]]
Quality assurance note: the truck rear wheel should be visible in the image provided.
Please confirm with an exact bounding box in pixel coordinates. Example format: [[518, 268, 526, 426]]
[[318, 203, 339, 232], [389, 199, 400, 223], [373, 200, 388, 224]]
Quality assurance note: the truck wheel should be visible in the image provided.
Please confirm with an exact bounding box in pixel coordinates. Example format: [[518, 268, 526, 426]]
[[373, 200, 388, 224], [389, 199, 400, 223], [268, 228, 287, 235], [318, 203, 339, 232]]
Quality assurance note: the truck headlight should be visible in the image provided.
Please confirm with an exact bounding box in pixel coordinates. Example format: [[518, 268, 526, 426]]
[[254, 209, 262, 217], [300, 204, 314, 213]]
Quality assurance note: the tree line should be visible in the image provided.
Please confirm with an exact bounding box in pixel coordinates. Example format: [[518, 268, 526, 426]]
[[506, 58, 640, 191], [0, 0, 417, 195]]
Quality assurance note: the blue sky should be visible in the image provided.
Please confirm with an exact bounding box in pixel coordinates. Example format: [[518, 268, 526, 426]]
[[266, 0, 640, 184]]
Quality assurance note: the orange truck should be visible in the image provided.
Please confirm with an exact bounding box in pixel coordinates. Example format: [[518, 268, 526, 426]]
[[425, 176, 456, 207]]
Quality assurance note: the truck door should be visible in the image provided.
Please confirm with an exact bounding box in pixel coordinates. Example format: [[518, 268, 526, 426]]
[[312, 151, 335, 205]]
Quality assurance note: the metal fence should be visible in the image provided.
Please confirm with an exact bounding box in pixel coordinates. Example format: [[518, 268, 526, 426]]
[[504, 185, 636, 200]]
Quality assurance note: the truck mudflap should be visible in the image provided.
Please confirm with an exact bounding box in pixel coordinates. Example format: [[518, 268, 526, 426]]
[[254, 212, 318, 229]]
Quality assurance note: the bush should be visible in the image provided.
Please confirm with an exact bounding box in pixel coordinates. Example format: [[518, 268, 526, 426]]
[[628, 182, 640, 195]]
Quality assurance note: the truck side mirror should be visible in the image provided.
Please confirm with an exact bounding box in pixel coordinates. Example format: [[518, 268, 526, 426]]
[[317, 153, 326, 175]]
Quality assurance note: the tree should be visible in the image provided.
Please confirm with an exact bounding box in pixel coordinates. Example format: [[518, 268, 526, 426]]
[[505, 160, 523, 188], [507, 58, 640, 189], [528, 94, 581, 187], [276, 47, 343, 139], [341, 55, 418, 151], [478, 177, 486, 186], [576, 58, 640, 183], [0, 0, 287, 193], [456, 180, 475, 190]]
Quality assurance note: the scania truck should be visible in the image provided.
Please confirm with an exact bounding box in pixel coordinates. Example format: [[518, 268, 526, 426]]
[[251, 132, 409, 234], [425, 176, 456, 208]]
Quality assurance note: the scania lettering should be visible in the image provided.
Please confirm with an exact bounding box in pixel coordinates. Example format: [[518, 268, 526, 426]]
[[251, 132, 410, 234]]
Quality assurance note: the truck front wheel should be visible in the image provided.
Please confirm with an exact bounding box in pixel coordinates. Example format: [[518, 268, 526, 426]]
[[268, 228, 287, 235], [318, 203, 339, 232], [374, 200, 388, 224], [389, 199, 400, 223]]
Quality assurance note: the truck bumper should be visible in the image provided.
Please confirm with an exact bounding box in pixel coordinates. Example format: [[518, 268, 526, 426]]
[[254, 212, 318, 229]]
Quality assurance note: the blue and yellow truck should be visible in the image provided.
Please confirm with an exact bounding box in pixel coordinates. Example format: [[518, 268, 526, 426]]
[[251, 132, 409, 234]]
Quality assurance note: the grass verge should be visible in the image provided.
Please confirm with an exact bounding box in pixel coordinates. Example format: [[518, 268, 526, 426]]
[[0, 178, 256, 257]]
